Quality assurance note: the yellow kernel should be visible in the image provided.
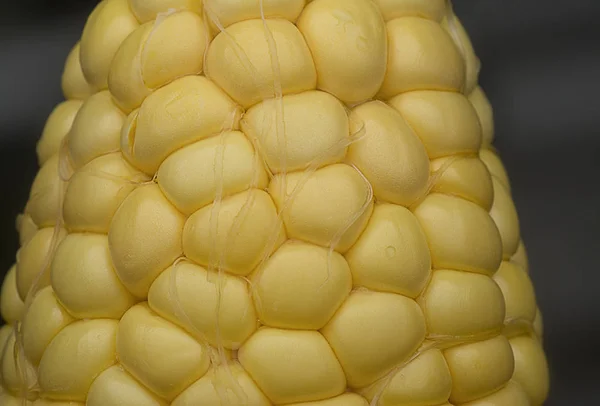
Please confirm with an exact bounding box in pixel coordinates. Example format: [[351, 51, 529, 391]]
[[345, 203, 431, 298], [511, 240, 530, 273], [287, 393, 369, 406], [25, 155, 63, 228], [108, 184, 185, 298], [239, 328, 346, 404], [109, 11, 208, 111], [1, 392, 33, 406], [123, 75, 241, 174], [80, 0, 139, 90], [16, 227, 67, 300], [242, 90, 350, 173], [148, 262, 257, 349], [36, 100, 82, 165], [20, 286, 75, 366], [117, 303, 210, 401], [183, 189, 285, 276], [347, 101, 430, 207], [322, 290, 426, 388], [444, 335, 514, 404], [442, 13, 480, 94], [38, 319, 119, 401], [68, 91, 125, 169], [413, 194, 503, 276], [87, 364, 167, 406], [33, 399, 84, 406], [254, 241, 352, 330], [362, 349, 452, 406], [128, 0, 203, 23], [61, 42, 93, 101], [419, 270, 505, 337], [51, 233, 136, 319], [204, 0, 305, 31], [509, 335, 550, 405], [269, 164, 373, 253], [490, 177, 521, 258], [63, 153, 149, 233], [372, 0, 446, 22], [469, 86, 495, 145], [297, 0, 387, 104], [389, 90, 482, 159], [430, 156, 494, 211], [0, 265, 24, 324], [206, 18, 317, 108], [157, 131, 269, 215], [493, 261, 536, 328], [172, 362, 271, 406], [461, 380, 530, 406], [16, 213, 38, 247], [378, 17, 465, 99], [479, 148, 511, 192], [1, 333, 38, 395]]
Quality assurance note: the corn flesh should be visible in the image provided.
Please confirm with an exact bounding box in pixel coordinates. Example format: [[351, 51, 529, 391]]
[[0, 0, 550, 405]]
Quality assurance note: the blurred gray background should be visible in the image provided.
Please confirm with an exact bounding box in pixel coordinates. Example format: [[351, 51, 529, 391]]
[[0, 1, 598, 404]]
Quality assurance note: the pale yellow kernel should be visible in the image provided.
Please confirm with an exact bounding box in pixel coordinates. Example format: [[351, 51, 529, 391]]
[[109, 11, 208, 112], [345, 203, 431, 298], [129, 0, 203, 22], [80, 0, 139, 90], [61, 42, 93, 101], [0, 392, 33, 406], [206, 18, 317, 108], [25, 155, 63, 228], [20, 286, 75, 366], [205, 0, 305, 31], [269, 164, 373, 253], [36, 100, 82, 165], [372, 0, 446, 22], [413, 194, 503, 276], [419, 270, 505, 337], [378, 17, 465, 99], [442, 14, 480, 95], [389, 91, 481, 159], [0, 265, 24, 324], [239, 328, 346, 404], [117, 303, 210, 401], [461, 380, 530, 406], [108, 184, 185, 298], [444, 335, 514, 404], [347, 101, 429, 206], [479, 148, 510, 192], [287, 393, 369, 406], [172, 362, 271, 406], [157, 131, 269, 215], [51, 233, 137, 319], [490, 178, 521, 258], [493, 261, 536, 330], [469, 86, 495, 146], [242, 90, 350, 173], [87, 364, 168, 406], [1, 333, 37, 396], [33, 400, 84, 406], [148, 262, 257, 349], [63, 153, 149, 233], [322, 290, 426, 388], [533, 308, 544, 339], [361, 349, 452, 406], [17, 213, 38, 247], [68, 91, 125, 169], [254, 240, 352, 330], [0, 324, 12, 354], [16, 227, 67, 300], [297, 0, 387, 104], [183, 189, 285, 276], [430, 156, 494, 211], [123, 75, 242, 174], [38, 319, 118, 401], [509, 335, 550, 405], [511, 240, 530, 273]]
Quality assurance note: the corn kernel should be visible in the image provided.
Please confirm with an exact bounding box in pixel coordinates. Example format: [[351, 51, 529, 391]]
[[509, 335, 550, 405], [0, 266, 24, 324], [493, 261, 537, 333], [36, 100, 82, 165], [25, 155, 63, 228], [372, 0, 446, 22], [287, 393, 369, 406], [129, 0, 203, 23], [1, 333, 37, 396], [490, 177, 521, 258], [16, 213, 38, 247], [205, 0, 305, 31], [442, 13, 480, 94], [469, 86, 495, 146], [61, 43, 93, 101], [461, 380, 530, 406]]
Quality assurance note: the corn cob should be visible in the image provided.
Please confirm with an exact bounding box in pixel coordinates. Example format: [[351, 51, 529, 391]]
[[0, 0, 550, 405]]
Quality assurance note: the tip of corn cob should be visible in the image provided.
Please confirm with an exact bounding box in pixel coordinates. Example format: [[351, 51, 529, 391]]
[[0, 0, 549, 405]]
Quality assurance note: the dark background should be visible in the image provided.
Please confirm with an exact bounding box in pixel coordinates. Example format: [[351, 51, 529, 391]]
[[0, 1, 598, 404]]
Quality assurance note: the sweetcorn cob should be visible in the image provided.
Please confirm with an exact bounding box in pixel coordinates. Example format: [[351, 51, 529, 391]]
[[0, 0, 551, 405]]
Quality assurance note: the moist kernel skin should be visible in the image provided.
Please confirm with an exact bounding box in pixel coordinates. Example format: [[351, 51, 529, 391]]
[[1, 1, 549, 405]]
